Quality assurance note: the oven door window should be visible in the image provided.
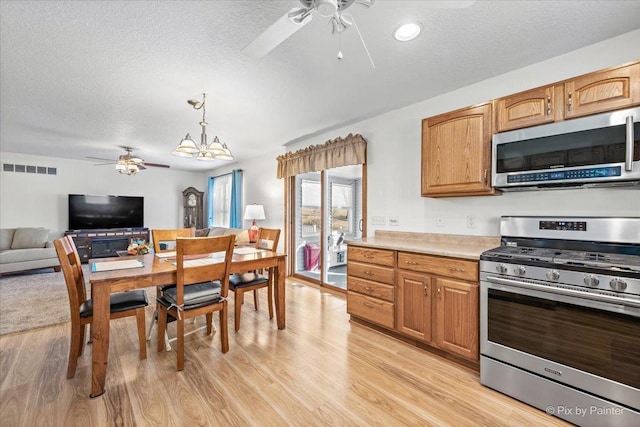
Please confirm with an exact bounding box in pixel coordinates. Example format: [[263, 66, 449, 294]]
[[495, 122, 640, 173], [488, 288, 640, 389]]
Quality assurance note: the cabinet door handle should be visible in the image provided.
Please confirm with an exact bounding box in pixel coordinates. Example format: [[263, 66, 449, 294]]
[[424, 285, 429, 296], [437, 286, 441, 298], [364, 302, 374, 309], [567, 93, 572, 111], [546, 95, 552, 116], [484, 169, 488, 184]]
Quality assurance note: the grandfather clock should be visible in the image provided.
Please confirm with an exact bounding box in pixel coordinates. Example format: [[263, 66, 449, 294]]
[[182, 187, 204, 229]]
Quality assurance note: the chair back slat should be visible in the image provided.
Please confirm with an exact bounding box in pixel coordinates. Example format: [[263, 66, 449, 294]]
[[54, 236, 87, 319], [152, 228, 195, 253], [174, 235, 235, 303]]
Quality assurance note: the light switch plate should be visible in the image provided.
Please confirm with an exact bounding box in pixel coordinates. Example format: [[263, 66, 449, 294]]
[[371, 216, 386, 225]]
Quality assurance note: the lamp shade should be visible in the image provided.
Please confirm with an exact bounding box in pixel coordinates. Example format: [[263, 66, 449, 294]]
[[244, 204, 265, 220]]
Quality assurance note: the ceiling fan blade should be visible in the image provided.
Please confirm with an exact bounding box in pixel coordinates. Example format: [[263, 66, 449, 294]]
[[421, 0, 476, 8], [241, 7, 313, 58], [85, 156, 114, 162], [141, 162, 170, 168], [92, 162, 115, 166]]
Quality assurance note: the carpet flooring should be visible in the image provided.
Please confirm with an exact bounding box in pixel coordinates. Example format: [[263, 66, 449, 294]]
[[0, 267, 78, 336]]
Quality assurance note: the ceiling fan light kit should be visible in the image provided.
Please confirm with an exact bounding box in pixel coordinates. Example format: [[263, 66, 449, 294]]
[[172, 93, 234, 161]]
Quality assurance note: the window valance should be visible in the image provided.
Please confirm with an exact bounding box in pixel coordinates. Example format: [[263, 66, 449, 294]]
[[276, 133, 367, 179]]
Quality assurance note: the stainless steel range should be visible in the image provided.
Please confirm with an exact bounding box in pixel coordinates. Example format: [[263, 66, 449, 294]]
[[479, 216, 640, 427]]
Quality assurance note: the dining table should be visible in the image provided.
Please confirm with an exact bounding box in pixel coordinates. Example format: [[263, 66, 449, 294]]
[[88, 248, 286, 397]]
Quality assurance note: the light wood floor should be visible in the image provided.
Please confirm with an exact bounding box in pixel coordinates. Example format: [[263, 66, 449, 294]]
[[0, 280, 570, 427]]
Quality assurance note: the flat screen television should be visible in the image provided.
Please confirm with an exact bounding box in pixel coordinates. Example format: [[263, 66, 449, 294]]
[[68, 194, 144, 230]]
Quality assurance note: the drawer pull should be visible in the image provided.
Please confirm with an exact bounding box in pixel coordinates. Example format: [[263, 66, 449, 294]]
[[364, 302, 375, 309], [364, 286, 374, 292], [404, 260, 418, 265], [363, 254, 374, 259], [363, 271, 374, 276], [448, 267, 466, 272]]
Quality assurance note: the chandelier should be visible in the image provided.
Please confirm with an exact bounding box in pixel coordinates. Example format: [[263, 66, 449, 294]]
[[172, 93, 233, 161]]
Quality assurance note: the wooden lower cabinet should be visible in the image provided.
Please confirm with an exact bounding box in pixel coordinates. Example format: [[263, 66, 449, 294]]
[[434, 277, 479, 361], [347, 246, 480, 363], [347, 291, 395, 330], [396, 270, 432, 342]]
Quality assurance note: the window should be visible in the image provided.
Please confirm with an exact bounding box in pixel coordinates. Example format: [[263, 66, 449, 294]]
[[331, 183, 352, 233], [300, 179, 320, 236], [211, 174, 231, 227]]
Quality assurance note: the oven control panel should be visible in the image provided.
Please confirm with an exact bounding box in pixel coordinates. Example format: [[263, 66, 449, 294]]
[[539, 220, 587, 231]]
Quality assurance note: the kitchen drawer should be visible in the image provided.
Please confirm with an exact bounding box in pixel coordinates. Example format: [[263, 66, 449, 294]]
[[348, 276, 394, 302], [348, 246, 395, 267], [347, 261, 395, 285], [347, 291, 395, 329], [398, 252, 477, 281]]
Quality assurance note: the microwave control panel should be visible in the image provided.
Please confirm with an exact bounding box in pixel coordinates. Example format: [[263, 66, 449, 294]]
[[506, 166, 622, 184]]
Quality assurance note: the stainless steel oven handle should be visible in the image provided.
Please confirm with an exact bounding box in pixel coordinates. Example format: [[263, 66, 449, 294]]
[[485, 276, 640, 309], [626, 115, 634, 171]]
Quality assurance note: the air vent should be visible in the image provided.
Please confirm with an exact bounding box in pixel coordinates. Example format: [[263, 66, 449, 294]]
[[2, 163, 57, 175]]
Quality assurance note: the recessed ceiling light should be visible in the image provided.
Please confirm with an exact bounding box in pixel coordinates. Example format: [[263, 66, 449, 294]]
[[393, 23, 422, 42]]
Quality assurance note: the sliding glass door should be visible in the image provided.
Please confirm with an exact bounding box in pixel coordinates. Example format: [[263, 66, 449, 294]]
[[292, 165, 363, 290]]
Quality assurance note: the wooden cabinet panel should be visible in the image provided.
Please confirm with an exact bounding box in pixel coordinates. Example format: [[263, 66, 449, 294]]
[[422, 103, 497, 197], [348, 246, 395, 267], [398, 252, 477, 282], [347, 291, 395, 329], [495, 85, 563, 132], [396, 271, 432, 342], [435, 278, 479, 361], [564, 62, 640, 119], [347, 261, 395, 285], [348, 276, 394, 302]]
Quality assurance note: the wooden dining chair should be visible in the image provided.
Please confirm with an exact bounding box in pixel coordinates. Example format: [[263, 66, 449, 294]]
[[229, 227, 281, 332], [147, 228, 196, 343], [54, 235, 148, 379], [156, 235, 235, 371]]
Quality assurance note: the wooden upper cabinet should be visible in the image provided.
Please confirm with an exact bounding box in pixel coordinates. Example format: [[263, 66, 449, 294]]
[[564, 62, 640, 119], [421, 103, 497, 197], [495, 85, 563, 132]]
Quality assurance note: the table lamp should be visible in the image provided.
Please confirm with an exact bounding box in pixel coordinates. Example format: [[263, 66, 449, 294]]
[[244, 204, 266, 243]]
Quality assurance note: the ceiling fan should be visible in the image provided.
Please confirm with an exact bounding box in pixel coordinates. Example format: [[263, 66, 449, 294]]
[[242, 0, 477, 60], [86, 147, 170, 176], [242, 0, 376, 59]]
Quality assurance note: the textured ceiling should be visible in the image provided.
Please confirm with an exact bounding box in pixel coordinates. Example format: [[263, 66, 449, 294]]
[[1, 0, 640, 172]]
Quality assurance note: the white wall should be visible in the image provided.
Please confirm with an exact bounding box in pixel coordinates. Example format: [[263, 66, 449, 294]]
[[206, 151, 284, 251], [0, 152, 206, 238], [237, 29, 640, 238]]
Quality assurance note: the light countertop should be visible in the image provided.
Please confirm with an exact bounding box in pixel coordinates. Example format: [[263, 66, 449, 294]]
[[346, 231, 500, 260]]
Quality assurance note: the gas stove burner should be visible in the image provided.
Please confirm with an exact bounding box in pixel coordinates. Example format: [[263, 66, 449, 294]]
[[554, 251, 640, 272], [482, 246, 556, 263]]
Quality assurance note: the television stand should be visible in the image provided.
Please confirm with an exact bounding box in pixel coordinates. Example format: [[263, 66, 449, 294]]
[[64, 228, 150, 263]]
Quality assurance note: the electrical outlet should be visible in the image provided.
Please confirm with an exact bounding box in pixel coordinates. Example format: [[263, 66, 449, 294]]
[[466, 215, 476, 229], [435, 217, 445, 227], [371, 216, 386, 225], [389, 217, 399, 226]]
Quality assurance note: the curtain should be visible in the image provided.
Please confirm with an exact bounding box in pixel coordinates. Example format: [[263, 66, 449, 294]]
[[207, 176, 215, 227], [230, 169, 243, 228], [276, 133, 367, 179], [207, 170, 243, 227]]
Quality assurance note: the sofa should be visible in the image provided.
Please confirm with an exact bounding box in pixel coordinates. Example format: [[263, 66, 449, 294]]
[[195, 227, 250, 245], [0, 228, 60, 275]]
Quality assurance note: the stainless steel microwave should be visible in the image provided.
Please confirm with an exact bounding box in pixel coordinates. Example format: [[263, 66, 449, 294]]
[[492, 107, 640, 190]]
